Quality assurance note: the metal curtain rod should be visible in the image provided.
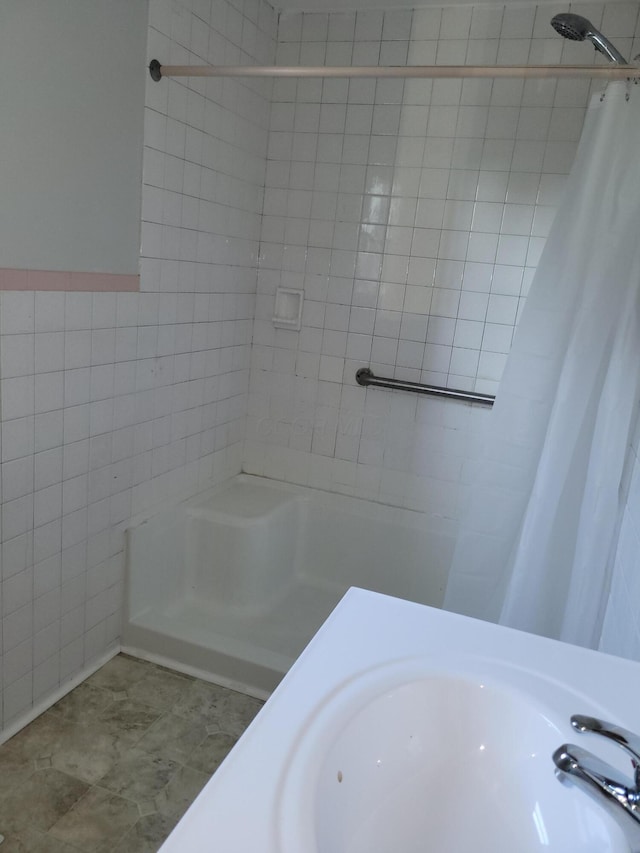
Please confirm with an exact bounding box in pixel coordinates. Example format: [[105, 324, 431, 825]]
[[356, 367, 495, 406], [149, 59, 640, 81]]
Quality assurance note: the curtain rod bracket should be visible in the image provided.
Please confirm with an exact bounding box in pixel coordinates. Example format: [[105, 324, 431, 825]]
[[149, 60, 162, 82]]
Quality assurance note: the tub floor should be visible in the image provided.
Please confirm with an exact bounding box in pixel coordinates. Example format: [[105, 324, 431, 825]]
[[125, 474, 452, 696], [130, 574, 346, 683]]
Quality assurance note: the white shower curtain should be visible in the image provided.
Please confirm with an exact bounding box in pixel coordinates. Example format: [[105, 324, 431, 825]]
[[444, 82, 640, 648]]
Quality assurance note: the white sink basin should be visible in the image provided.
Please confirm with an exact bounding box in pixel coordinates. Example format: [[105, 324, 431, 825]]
[[277, 660, 628, 853], [160, 589, 640, 853]]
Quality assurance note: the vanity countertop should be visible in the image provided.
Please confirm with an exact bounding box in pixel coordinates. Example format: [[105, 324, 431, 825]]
[[159, 587, 640, 852]]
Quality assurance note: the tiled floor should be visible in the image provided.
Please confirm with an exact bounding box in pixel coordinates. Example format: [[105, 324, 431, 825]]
[[0, 654, 264, 852]]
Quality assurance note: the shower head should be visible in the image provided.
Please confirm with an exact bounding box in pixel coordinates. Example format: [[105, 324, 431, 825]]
[[550, 13, 628, 64]]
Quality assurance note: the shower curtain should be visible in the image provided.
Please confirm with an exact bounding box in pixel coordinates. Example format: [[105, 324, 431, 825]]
[[444, 81, 640, 648]]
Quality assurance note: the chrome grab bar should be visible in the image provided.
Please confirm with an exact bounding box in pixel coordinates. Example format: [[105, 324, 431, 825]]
[[355, 367, 495, 407]]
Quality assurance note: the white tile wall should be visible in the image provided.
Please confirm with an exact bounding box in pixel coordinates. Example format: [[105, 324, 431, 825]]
[[246, 2, 640, 516], [3, 0, 640, 734], [0, 0, 276, 733]]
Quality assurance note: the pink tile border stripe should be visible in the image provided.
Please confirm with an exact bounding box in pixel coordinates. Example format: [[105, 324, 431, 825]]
[[0, 269, 139, 292]]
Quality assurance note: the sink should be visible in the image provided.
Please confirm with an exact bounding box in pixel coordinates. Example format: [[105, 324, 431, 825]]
[[277, 660, 629, 853], [159, 589, 640, 853]]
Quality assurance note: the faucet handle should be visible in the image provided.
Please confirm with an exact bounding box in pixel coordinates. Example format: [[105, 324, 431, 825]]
[[553, 743, 640, 832], [554, 743, 634, 800], [572, 714, 640, 791]]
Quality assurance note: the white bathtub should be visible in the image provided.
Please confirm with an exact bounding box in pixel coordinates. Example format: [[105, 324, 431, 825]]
[[123, 475, 454, 696]]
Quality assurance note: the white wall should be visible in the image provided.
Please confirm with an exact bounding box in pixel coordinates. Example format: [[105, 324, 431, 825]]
[[244, 2, 640, 524], [0, 0, 147, 274], [245, 0, 640, 661], [0, 0, 276, 734], [2, 0, 640, 739]]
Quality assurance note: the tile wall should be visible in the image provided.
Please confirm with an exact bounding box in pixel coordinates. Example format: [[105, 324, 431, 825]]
[[0, 0, 276, 733], [245, 2, 640, 519], [3, 0, 640, 738]]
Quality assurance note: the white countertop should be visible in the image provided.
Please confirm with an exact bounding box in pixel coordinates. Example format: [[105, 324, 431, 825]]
[[159, 588, 640, 852]]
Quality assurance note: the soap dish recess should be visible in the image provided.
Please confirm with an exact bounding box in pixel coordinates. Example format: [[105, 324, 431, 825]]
[[273, 288, 303, 331]]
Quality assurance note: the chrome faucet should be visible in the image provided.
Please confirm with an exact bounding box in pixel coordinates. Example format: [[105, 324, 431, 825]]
[[553, 715, 640, 849]]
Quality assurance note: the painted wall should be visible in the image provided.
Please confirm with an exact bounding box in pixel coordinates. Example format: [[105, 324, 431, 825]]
[[0, 0, 276, 734], [0, 1, 147, 275]]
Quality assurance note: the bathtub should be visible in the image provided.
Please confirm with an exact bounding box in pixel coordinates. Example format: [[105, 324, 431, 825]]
[[123, 475, 454, 696]]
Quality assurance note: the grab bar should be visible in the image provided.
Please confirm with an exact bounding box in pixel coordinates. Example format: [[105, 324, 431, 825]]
[[355, 367, 495, 407]]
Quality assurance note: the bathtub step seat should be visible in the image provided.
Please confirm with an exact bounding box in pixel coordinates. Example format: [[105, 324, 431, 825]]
[[124, 474, 452, 698]]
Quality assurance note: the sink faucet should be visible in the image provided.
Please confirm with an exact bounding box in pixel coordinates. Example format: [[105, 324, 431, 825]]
[[553, 715, 640, 849]]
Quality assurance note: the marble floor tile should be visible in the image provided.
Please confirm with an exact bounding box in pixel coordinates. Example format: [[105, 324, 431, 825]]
[[3, 711, 71, 763], [86, 655, 154, 695], [48, 786, 139, 850], [169, 679, 230, 724], [125, 668, 193, 713], [154, 765, 210, 821], [172, 679, 263, 736], [136, 712, 210, 764], [112, 813, 179, 853], [47, 718, 134, 785], [0, 768, 89, 834], [0, 743, 36, 800], [95, 698, 163, 745], [185, 732, 238, 775], [0, 654, 265, 852], [97, 748, 179, 806], [0, 825, 80, 852], [208, 691, 263, 738], [48, 682, 115, 724]]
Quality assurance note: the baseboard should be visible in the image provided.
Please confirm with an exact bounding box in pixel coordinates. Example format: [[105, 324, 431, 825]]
[[0, 646, 120, 746], [120, 644, 272, 702]]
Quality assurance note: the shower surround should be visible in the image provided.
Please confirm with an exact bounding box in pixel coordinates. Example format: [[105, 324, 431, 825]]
[[128, 0, 640, 690], [245, 1, 640, 521]]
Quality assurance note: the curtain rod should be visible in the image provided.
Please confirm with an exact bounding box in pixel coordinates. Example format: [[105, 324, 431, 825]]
[[149, 59, 640, 81]]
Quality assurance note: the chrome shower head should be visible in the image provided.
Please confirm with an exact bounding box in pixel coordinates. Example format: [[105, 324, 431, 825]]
[[551, 12, 591, 41], [550, 13, 628, 64]]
